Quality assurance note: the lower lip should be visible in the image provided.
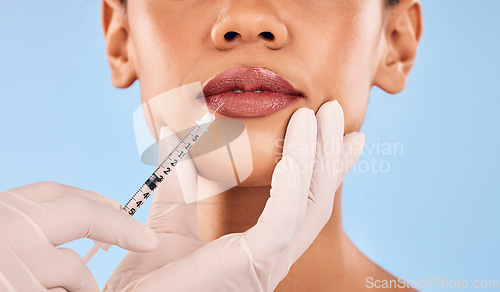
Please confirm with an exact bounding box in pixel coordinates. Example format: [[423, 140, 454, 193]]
[[203, 91, 302, 118]]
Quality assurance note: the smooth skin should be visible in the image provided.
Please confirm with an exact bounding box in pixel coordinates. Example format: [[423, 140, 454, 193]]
[[101, 0, 423, 290]]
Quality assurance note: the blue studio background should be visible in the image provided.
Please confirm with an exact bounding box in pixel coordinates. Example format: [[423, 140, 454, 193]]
[[1, 1, 499, 290]]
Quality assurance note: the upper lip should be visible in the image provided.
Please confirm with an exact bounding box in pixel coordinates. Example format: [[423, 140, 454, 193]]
[[202, 67, 303, 98]]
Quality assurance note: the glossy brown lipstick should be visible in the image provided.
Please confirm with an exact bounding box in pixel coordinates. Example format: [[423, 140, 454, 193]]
[[202, 67, 303, 118]]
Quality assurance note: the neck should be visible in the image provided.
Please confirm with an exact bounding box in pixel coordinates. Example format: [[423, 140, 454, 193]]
[[196, 184, 407, 291]]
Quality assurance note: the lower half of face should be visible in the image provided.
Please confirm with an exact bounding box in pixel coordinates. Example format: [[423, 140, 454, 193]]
[[127, 0, 383, 186]]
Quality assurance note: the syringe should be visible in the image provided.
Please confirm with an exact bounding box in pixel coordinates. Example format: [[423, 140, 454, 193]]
[[83, 106, 220, 263]]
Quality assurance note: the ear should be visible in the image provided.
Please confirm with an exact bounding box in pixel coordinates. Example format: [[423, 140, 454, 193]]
[[374, 0, 423, 94], [102, 0, 137, 88]]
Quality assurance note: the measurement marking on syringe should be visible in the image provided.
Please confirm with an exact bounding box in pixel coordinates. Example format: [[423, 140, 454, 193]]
[[84, 113, 217, 267], [119, 120, 213, 219]]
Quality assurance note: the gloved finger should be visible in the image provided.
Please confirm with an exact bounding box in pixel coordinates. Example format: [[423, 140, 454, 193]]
[[245, 108, 316, 262], [146, 126, 203, 241], [307, 100, 344, 224], [0, 272, 15, 292], [286, 100, 344, 264], [265, 100, 343, 277], [335, 132, 365, 190], [291, 131, 364, 263], [0, 199, 52, 291], [2, 181, 157, 251], [8, 181, 122, 210], [26, 194, 158, 251], [0, 272, 17, 292], [0, 246, 47, 291], [30, 247, 97, 292], [0, 199, 93, 292], [120, 235, 264, 292], [104, 233, 205, 291], [282, 108, 317, 228]]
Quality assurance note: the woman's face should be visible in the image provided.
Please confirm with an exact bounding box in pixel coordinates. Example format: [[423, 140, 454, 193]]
[[112, 0, 395, 186]]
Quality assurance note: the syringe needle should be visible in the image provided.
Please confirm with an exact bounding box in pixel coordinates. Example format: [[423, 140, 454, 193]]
[[83, 105, 217, 264], [213, 102, 224, 114]]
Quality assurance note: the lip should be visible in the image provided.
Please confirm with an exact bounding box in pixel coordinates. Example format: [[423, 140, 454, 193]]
[[202, 67, 303, 118]]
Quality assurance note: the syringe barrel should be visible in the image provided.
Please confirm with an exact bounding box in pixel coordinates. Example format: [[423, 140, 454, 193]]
[[196, 112, 215, 128]]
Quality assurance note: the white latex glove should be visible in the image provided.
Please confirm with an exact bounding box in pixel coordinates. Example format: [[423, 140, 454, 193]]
[[105, 100, 364, 291], [0, 181, 159, 292]]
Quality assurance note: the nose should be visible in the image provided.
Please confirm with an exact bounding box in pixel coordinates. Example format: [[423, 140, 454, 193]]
[[211, 0, 288, 50]]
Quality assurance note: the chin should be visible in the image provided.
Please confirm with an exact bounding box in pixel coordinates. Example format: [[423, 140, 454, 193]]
[[236, 124, 286, 186], [191, 121, 284, 188], [238, 151, 278, 186]]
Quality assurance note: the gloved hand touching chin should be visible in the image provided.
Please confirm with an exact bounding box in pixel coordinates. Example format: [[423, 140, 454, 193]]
[[105, 100, 365, 292]]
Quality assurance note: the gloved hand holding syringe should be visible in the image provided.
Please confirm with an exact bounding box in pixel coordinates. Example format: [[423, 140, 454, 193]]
[[83, 103, 223, 263]]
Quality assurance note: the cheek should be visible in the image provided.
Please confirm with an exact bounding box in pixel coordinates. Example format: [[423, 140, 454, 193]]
[[128, 3, 211, 99], [289, 9, 381, 134]]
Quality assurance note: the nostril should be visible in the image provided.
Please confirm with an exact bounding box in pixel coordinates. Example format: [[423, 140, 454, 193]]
[[224, 31, 239, 40], [259, 32, 275, 40]]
